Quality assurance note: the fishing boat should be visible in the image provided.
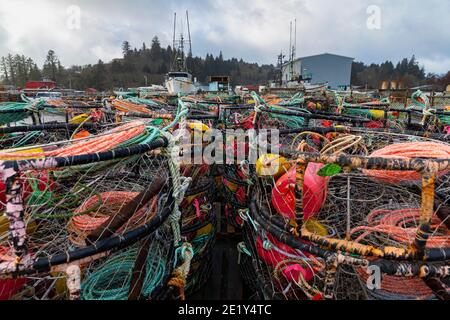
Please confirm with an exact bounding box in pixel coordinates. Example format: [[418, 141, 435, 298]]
[[165, 11, 197, 95], [165, 71, 196, 95]]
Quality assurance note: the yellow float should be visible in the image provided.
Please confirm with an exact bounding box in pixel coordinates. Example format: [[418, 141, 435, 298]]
[[256, 154, 291, 180]]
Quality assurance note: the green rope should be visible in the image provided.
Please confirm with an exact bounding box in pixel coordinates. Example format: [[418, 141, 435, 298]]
[[279, 92, 305, 107], [13, 131, 41, 148], [0, 102, 31, 125], [125, 97, 162, 108], [24, 167, 103, 219], [254, 92, 310, 128], [162, 100, 189, 132], [411, 90, 428, 109], [439, 115, 450, 126], [81, 245, 166, 300]]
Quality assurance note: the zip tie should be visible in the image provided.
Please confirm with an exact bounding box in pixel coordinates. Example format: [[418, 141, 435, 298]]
[[237, 242, 252, 265]]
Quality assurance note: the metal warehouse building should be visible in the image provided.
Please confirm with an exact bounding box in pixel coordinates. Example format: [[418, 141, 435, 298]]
[[282, 53, 354, 90]]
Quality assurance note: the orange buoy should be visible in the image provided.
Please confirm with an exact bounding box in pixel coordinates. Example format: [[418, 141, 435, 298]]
[[272, 163, 328, 220]]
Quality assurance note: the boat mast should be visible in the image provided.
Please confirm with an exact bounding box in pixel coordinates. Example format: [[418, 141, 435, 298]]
[[180, 33, 185, 70], [277, 52, 285, 86], [186, 10, 192, 57], [294, 18, 297, 61], [171, 12, 177, 71], [173, 13, 176, 50], [170, 11, 191, 72]]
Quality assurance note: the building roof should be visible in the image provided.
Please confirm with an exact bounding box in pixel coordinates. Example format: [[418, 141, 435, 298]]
[[25, 81, 56, 90], [284, 53, 355, 65]]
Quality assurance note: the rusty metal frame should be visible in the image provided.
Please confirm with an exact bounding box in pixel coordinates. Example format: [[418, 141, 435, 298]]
[[279, 148, 450, 260], [0, 137, 168, 274]]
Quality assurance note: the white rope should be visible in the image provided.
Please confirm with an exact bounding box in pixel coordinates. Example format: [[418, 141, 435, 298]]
[[161, 99, 192, 246], [66, 264, 81, 300], [177, 242, 194, 279]]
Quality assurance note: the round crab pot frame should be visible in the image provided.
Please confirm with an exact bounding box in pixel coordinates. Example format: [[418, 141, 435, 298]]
[[219, 105, 256, 130], [0, 101, 111, 127], [180, 178, 217, 296], [120, 99, 221, 133], [185, 255, 213, 295], [0, 103, 36, 126], [222, 165, 251, 229], [333, 89, 450, 134], [254, 104, 373, 131], [0, 123, 100, 150], [240, 223, 298, 300], [240, 125, 450, 300], [79, 230, 175, 301], [184, 230, 216, 295], [0, 125, 191, 300], [245, 144, 450, 299], [255, 98, 450, 135], [238, 246, 261, 298]]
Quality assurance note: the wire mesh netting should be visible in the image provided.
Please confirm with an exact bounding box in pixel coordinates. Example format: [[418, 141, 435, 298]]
[[0, 89, 449, 301], [242, 119, 450, 300]]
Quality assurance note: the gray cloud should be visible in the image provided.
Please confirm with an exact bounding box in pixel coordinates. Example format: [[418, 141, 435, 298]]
[[0, 0, 449, 74]]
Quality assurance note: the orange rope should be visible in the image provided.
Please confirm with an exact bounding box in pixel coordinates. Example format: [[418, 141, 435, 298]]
[[0, 246, 15, 262], [69, 191, 157, 246], [0, 121, 146, 159], [353, 207, 449, 299], [364, 142, 450, 183], [351, 208, 449, 248], [45, 99, 66, 107], [112, 100, 153, 115], [357, 267, 436, 299]]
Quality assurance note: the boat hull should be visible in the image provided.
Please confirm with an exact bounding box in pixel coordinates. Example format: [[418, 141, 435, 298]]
[[165, 78, 197, 95]]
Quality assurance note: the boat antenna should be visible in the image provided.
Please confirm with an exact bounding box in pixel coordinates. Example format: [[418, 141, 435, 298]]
[[186, 10, 192, 57], [294, 18, 297, 60], [289, 21, 292, 64], [289, 21, 294, 81]]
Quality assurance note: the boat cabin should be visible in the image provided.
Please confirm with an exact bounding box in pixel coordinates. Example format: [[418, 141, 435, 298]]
[[167, 72, 192, 80]]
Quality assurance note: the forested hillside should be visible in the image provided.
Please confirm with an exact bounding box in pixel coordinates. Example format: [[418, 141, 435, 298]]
[[1, 37, 449, 90], [1, 37, 275, 90]]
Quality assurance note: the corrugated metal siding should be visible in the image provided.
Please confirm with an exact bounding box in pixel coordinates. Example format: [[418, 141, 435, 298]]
[[282, 54, 353, 89]]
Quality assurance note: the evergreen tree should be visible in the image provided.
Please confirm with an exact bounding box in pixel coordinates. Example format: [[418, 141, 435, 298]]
[[3, 37, 447, 90], [6, 54, 16, 84], [150, 37, 162, 60], [42, 50, 60, 81], [121, 41, 131, 58], [92, 59, 108, 90], [0, 56, 9, 84]]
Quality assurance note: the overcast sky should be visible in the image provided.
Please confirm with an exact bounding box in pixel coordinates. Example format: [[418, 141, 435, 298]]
[[0, 0, 449, 74]]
